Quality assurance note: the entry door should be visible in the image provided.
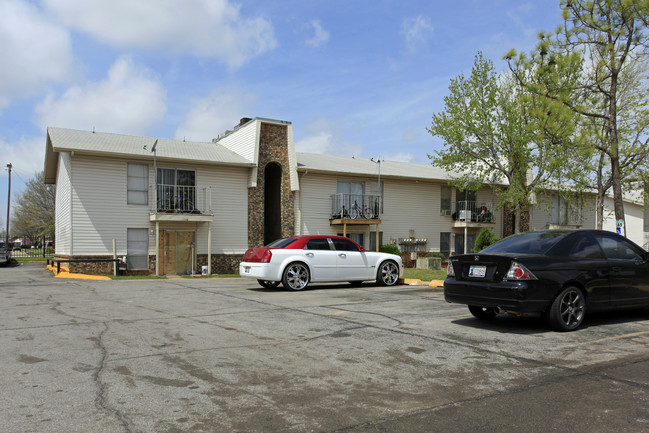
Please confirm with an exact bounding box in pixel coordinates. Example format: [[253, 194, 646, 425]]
[[164, 231, 196, 275]]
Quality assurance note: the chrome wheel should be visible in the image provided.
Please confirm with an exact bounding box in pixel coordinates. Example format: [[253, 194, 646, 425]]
[[547, 286, 586, 331], [282, 263, 310, 291], [377, 260, 399, 286]]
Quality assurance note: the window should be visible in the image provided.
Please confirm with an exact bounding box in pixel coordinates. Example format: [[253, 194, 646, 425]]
[[441, 185, 452, 216], [157, 168, 196, 212], [549, 233, 604, 259], [440, 232, 451, 258], [551, 195, 569, 225], [127, 164, 148, 205], [332, 238, 360, 251], [337, 233, 365, 248], [368, 180, 384, 213], [127, 228, 149, 270], [306, 238, 331, 250], [369, 231, 383, 251], [594, 235, 644, 261], [336, 181, 364, 216]]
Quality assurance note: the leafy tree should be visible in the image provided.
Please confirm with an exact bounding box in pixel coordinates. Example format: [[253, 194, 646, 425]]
[[506, 0, 649, 235], [473, 228, 500, 252], [11, 172, 55, 244], [428, 52, 575, 233]]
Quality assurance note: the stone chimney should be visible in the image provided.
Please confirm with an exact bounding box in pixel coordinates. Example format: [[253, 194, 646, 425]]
[[238, 117, 253, 128]]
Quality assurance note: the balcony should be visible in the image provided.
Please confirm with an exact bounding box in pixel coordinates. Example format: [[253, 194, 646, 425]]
[[450, 201, 494, 227], [330, 193, 382, 225], [149, 184, 213, 222]]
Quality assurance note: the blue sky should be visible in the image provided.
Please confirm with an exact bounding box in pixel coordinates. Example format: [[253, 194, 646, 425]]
[[0, 0, 564, 224]]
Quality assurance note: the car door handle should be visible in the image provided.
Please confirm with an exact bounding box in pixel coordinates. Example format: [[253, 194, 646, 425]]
[[338, 253, 346, 258], [305, 252, 314, 257]]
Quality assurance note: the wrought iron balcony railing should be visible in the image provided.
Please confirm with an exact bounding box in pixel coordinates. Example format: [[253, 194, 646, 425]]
[[150, 184, 212, 214], [331, 194, 381, 219]]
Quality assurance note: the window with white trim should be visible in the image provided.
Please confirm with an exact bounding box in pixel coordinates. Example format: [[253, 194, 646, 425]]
[[127, 228, 149, 270], [127, 164, 148, 205]]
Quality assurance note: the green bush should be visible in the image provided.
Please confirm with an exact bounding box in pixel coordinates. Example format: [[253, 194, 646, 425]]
[[473, 228, 500, 252], [379, 244, 400, 255], [425, 252, 446, 260]]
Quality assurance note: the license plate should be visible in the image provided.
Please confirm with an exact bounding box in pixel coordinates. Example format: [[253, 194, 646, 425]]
[[468, 265, 486, 278]]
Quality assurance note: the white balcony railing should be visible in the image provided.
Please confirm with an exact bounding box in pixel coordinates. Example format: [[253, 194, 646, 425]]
[[331, 194, 381, 219], [150, 184, 212, 214], [452, 201, 494, 223]]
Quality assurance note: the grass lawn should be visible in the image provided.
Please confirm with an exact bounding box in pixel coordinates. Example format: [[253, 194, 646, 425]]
[[13, 257, 50, 262], [402, 268, 447, 281]]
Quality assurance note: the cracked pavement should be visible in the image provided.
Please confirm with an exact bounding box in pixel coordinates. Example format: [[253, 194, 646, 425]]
[[2, 262, 649, 432]]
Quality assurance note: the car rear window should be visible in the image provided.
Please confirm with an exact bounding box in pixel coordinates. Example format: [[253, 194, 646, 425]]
[[481, 231, 567, 255], [266, 238, 298, 248]]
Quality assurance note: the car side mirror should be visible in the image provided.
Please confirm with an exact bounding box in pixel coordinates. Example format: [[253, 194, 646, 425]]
[[359, 246, 366, 252]]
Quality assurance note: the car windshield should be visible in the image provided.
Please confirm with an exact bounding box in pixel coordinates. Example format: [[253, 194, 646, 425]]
[[480, 231, 568, 255], [265, 238, 299, 248]]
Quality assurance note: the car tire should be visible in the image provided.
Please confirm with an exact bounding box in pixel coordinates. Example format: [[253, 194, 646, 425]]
[[468, 305, 498, 320], [376, 260, 399, 286], [257, 280, 280, 289], [546, 286, 586, 332], [282, 262, 310, 291]]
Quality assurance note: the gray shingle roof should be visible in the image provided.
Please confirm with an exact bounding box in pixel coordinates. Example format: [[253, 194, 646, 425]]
[[296, 152, 454, 181], [47, 127, 253, 165]]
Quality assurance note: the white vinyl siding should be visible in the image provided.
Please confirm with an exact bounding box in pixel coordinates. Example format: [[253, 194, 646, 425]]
[[127, 228, 148, 269], [68, 155, 249, 256], [198, 165, 249, 254], [217, 121, 258, 162], [127, 163, 148, 205], [54, 152, 72, 255]]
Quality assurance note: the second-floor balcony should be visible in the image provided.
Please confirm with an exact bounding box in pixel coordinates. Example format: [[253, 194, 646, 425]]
[[149, 184, 213, 221], [450, 201, 494, 226], [331, 193, 381, 223]]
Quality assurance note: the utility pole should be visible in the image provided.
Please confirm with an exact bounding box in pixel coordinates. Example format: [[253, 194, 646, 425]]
[[6, 163, 11, 247]]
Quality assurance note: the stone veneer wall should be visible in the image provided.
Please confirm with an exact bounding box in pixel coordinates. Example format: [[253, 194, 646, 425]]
[[502, 203, 530, 236], [56, 254, 243, 275], [197, 254, 243, 274], [53, 255, 149, 276], [248, 122, 296, 247]]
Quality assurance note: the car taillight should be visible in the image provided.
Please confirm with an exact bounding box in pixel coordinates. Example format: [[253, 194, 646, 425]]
[[244, 249, 273, 263], [504, 262, 537, 280], [447, 260, 455, 277]]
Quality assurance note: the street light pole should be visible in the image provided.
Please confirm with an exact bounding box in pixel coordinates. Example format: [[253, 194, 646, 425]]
[[6, 163, 12, 247]]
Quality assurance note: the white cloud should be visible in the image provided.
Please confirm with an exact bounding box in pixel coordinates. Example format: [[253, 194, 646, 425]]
[[295, 118, 362, 156], [383, 152, 415, 163], [174, 88, 258, 142], [41, 0, 277, 68], [306, 20, 329, 47], [34, 56, 166, 135], [0, 0, 74, 112], [401, 15, 434, 53], [0, 135, 46, 176]]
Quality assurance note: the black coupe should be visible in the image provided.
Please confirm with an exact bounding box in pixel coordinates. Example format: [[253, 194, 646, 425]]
[[444, 230, 649, 331]]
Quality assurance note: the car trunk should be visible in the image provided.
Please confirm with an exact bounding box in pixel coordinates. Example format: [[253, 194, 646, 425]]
[[449, 254, 520, 283]]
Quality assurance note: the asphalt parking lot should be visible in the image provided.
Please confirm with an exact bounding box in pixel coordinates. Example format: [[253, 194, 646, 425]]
[[2, 262, 649, 433]]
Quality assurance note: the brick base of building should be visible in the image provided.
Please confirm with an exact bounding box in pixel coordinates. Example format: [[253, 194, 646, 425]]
[[54, 254, 243, 276]]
